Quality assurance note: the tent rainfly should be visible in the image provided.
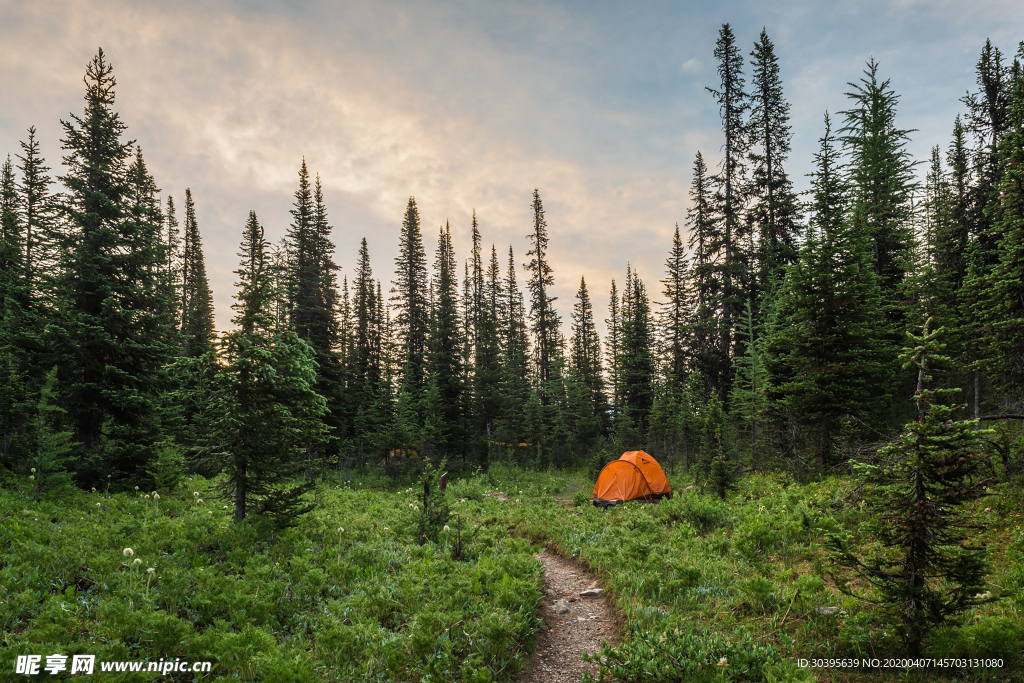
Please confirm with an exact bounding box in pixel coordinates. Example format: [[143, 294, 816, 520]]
[[592, 451, 672, 507]]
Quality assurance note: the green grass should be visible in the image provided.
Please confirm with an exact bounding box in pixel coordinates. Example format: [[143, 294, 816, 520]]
[[482, 465, 1024, 682], [2, 464, 1022, 682], [0, 472, 542, 682]]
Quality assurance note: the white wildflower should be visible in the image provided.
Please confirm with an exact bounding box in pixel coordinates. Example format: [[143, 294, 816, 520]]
[[123, 548, 134, 558], [147, 567, 155, 575], [29, 475, 34, 480], [153, 493, 160, 501], [338, 527, 344, 533], [133, 558, 142, 567], [443, 525, 450, 533], [30, 468, 36, 474]]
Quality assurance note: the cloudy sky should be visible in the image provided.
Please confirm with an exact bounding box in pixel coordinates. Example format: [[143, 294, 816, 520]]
[[1, 0, 1021, 334]]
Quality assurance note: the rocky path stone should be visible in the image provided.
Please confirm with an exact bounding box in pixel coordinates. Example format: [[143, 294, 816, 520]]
[[518, 550, 619, 683]]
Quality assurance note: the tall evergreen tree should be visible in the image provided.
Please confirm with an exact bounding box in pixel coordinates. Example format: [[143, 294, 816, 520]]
[[660, 223, 694, 392], [962, 40, 1012, 262], [707, 23, 750, 385], [617, 268, 656, 441], [830, 318, 994, 655], [570, 276, 607, 422], [206, 210, 327, 524], [163, 195, 182, 333], [180, 188, 214, 357], [392, 197, 429, 423], [427, 224, 464, 460], [770, 114, 892, 466], [56, 49, 166, 482], [605, 279, 621, 414], [498, 246, 530, 447], [524, 189, 561, 392], [747, 29, 801, 291], [687, 152, 724, 397], [840, 59, 918, 308], [986, 64, 1024, 392], [16, 127, 57, 305]]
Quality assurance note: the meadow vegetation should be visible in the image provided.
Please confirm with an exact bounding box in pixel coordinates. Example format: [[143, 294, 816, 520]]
[[3, 463, 1021, 681]]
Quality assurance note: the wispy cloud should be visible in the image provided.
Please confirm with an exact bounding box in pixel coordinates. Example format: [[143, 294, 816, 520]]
[[1, 0, 1020, 335]]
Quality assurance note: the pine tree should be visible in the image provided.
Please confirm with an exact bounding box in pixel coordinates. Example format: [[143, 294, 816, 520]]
[[660, 223, 693, 392], [770, 114, 893, 466], [617, 267, 656, 441], [687, 152, 724, 398], [696, 394, 737, 499], [830, 318, 994, 655], [56, 49, 167, 483], [524, 189, 561, 393], [986, 64, 1024, 392], [747, 29, 801, 291], [425, 224, 464, 461], [352, 238, 382, 460], [498, 246, 530, 447], [0, 156, 27, 468], [962, 40, 1012, 262], [392, 197, 429, 424], [206, 210, 327, 524], [840, 59, 918, 308], [605, 279, 621, 414], [570, 276, 607, 424], [16, 127, 57, 306], [163, 195, 182, 333], [707, 23, 750, 387], [180, 188, 214, 356]]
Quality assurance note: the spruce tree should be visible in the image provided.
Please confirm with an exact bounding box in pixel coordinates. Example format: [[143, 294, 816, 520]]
[[498, 246, 530, 447], [392, 197, 429, 424], [16, 127, 57, 306], [696, 394, 737, 499], [206, 211, 327, 524], [56, 49, 166, 482], [0, 156, 26, 468], [570, 276, 607, 424], [747, 29, 801, 291], [352, 238, 382, 460], [617, 267, 656, 442], [426, 224, 464, 460], [840, 59, 918, 309], [830, 318, 994, 655], [524, 189, 561, 392], [180, 188, 214, 356], [770, 114, 892, 466], [687, 152, 724, 398], [605, 279, 621, 414], [660, 223, 693, 393], [986, 64, 1024, 392], [707, 23, 750, 387], [962, 40, 1011, 262], [163, 195, 182, 333]]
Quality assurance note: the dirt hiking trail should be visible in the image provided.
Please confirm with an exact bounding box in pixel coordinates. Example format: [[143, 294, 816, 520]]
[[517, 550, 620, 683]]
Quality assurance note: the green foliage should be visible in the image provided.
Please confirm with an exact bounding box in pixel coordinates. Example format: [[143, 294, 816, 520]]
[[146, 442, 185, 493], [0, 474, 542, 682], [829, 318, 997, 654], [417, 458, 451, 545]]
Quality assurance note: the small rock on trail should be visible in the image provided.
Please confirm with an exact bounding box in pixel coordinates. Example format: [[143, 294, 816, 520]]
[[518, 550, 619, 683]]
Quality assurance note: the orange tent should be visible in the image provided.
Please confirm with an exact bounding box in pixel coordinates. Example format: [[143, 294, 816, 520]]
[[592, 451, 672, 507]]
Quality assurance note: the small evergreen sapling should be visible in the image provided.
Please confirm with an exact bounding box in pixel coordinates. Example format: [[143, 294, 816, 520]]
[[829, 317, 996, 655]]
